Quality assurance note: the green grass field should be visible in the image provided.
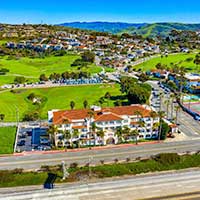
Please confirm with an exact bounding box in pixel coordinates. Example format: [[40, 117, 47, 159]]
[[0, 55, 102, 86], [134, 53, 199, 72], [0, 84, 122, 121], [0, 126, 16, 154]]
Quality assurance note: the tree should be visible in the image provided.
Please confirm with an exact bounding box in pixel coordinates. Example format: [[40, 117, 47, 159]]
[[0, 114, 5, 121], [115, 127, 123, 143], [81, 51, 95, 63], [164, 100, 170, 119], [87, 110, 95, 119], [122, 126, 130, 142], [130, 129, 139, 145], [83, 100, 88, 109], [23, 111, 39, 121], [14, 76, 26, 84], [70, 101, 75, 110], [96, 130, 105, 145], [39, 74, 48, 82], [104, 92, 111, 99], [160, 121, 170, 140], [158, 111, 166, 142], [120, 77, 151, 104], [175, 105, 180, 125], [98, 97, 105, 106], [194, 53, 200, 71], [138, 73, 148, 82], [72, 129, 80, 148], [63, 130, 71, 148], [47, 125, 58, 147], [27, 93, 36, 101]]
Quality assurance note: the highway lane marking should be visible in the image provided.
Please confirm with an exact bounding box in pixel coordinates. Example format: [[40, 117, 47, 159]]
[[2, 178, 200, 199], [0, 143, 200, 166]]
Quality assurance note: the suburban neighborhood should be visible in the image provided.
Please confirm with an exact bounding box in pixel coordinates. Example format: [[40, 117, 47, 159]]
[[0, 1, 200, 199]]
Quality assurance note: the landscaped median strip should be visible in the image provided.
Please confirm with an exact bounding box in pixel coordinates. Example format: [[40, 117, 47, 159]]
[[0, 153, 200, 188]]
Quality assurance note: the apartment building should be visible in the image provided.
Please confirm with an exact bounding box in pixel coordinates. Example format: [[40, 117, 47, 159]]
[[48, 105, 159, 146]]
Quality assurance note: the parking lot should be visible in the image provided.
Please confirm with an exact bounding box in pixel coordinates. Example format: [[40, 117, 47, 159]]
[[16, 124, 51, 152]]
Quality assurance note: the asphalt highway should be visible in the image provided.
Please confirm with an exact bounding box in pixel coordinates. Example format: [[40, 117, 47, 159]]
[[1, 169, 200, 199], [0, 139, 200, 170]]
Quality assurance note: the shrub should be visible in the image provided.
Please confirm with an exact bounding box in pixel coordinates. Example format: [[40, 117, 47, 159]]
[[153, 153, 180, 165], [114, 158, 119, 163], [12, 168, 23, 174], [27, 93, 36, 101], [70, 162, 78, 168], [100, 160, 104, 165], [40, 165, 50, 172]]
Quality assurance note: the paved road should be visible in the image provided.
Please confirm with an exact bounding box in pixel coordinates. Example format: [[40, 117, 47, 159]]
[[1, 169, 200, 199], [147, 81, 200, 137], [0, 139, 200, 170]]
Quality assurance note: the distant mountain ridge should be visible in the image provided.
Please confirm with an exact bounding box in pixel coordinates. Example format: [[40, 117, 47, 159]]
[[121, 23, 200, 37], [59, 21, 147, 34], [59, 22, 200, 37]]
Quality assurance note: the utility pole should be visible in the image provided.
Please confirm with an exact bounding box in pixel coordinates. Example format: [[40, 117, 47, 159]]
[[62, 161, 69, 180], [15, 106, 19, 127], [158, 93, 163, 142]]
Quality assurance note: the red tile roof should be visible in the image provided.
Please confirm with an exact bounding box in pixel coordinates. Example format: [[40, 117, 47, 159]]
[[53, 105, 152, 125], [53, 109, 89, 125], [95, 112, 123, 122]]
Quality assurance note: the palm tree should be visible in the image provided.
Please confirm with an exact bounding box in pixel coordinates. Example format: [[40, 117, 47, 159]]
[[158, 111, 165, 142], [47, 125, 58, 147], [63, 130, 71, 149], [170, 94, 175, 120], [87, 122, 96, 147], [70, 101, 75, 110], [96, 130, 105, 145], [164, 99, 170, 119], [134, 110, 142, 120], [115, 127, 123, 144], [87, 110, 95, 120], [83, 100, 88, 109], [178, 66, 186, 104], [130, 129, 139, 145], [72, 129, 80, 148], [122, 126, 131, 142], [175, 105, 180, 125]]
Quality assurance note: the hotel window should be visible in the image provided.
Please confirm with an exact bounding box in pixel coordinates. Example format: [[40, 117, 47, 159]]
[[146, 134, 151, 138]]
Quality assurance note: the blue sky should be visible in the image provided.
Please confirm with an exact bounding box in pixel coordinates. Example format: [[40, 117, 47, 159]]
[[0, 0, 200, 24]]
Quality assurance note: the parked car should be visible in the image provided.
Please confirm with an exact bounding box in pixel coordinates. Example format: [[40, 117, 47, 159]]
[[18, 140, 25, 146]]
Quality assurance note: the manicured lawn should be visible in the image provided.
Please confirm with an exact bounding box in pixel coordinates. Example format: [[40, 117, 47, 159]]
[[0, 126, 16, 154], [134, 53, 199, 72], [0, 84, 122, 121], [0, 55, 102, 86], [104, 67, 116, 73]]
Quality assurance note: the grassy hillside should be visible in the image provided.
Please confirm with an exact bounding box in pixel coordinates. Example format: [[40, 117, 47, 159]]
[[60, 22, 200, 37], [120, 23, 200, 37], [0, 126, 16, 154], [0, 55, 102, 86], [59, 22, 146, 34], [134, 53, 198, 71], [0, 84, 122, 122]]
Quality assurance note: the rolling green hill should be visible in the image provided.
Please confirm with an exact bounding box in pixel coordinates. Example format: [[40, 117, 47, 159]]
[[120, 23, 200, 37], [59, 22, 146, 34], [60, 22, 200, 37]]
